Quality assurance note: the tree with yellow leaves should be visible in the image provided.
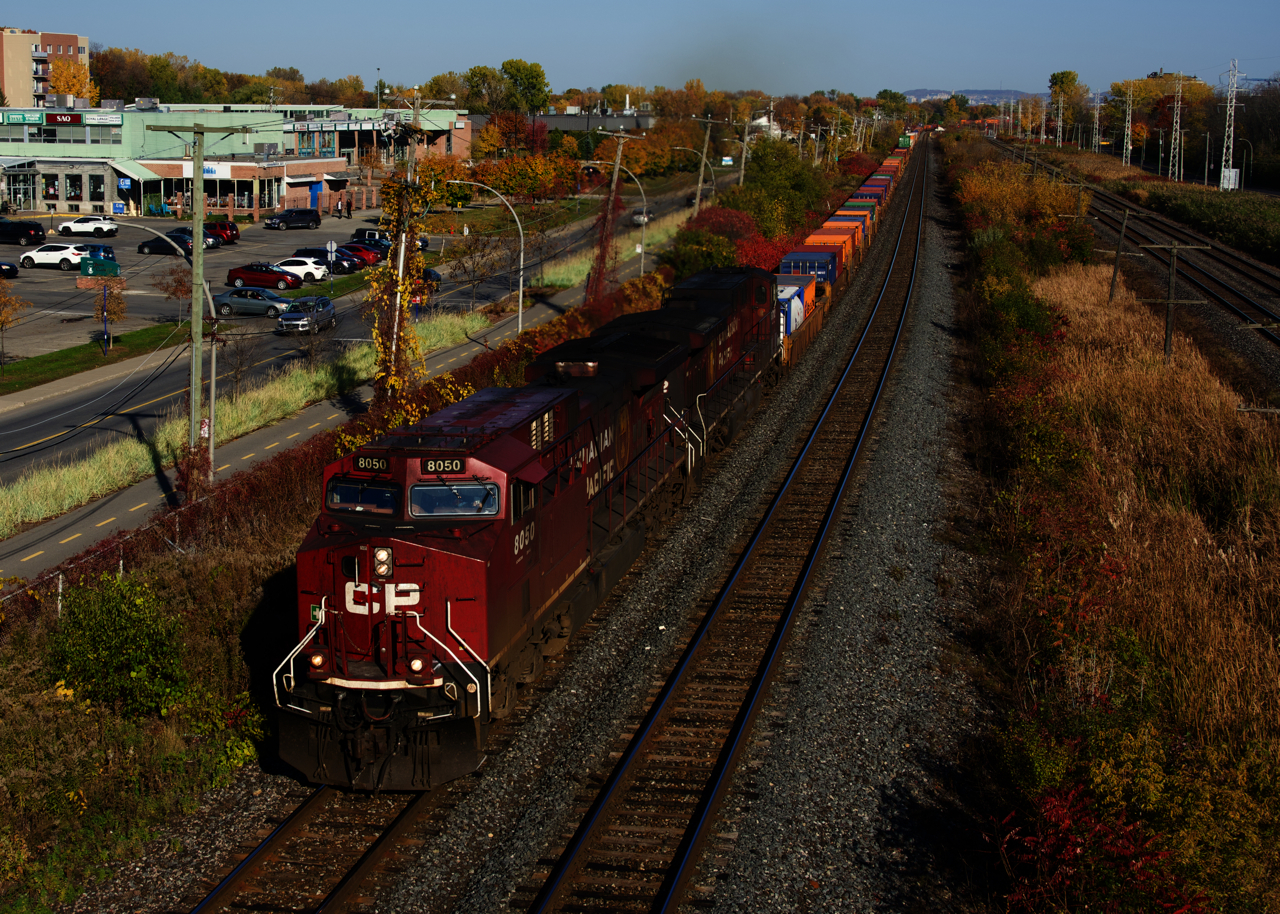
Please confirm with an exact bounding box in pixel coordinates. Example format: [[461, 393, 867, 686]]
[[93, 287, 128, 349], [48, 58, 100, 104]]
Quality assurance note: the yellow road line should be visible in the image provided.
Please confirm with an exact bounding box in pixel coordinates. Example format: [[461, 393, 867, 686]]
[[129, 502, 148, 511], [216, 464, 230, 471], [265, 442, 277, 449], [327, 413, 338, 419], [60, 533, 81, 544], [287, 432, 300, 439], [308, 423, 320, 429], [21, 551, 44, 562], [242, 453, 254, 459], [95, 517, 116, 527]]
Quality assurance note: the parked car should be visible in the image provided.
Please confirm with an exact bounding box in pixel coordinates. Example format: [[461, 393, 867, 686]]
[[138, 232, 194, 255], [264, 208, 321, 231], [212, 287, 293, 317], [341, 241, 387, 262], [274, 257, 329, 282], [204, 221, 241, 243], [422, 267, 443, 293], [293, 246, 361, 274], [335, 245, 380, 267], [79, 243, 117, 262], [168, 225, 222, 248], [631, 207, 655, 225], [227, 262, 303, 290], [20, 242, 90, 271], [58, 215, 118, 237], [0, 262, 18, 279], [277, 296, 336, 333], [351, 227, 389, 243], [0, 218, 46, 246]]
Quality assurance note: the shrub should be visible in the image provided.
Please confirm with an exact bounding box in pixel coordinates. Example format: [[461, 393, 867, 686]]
[[46, 576, 188, 718]]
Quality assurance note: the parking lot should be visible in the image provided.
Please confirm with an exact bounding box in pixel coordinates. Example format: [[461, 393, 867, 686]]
[[0, 211, 387, 357]]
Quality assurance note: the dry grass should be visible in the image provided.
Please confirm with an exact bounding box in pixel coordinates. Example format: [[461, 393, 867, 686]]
[[1048, 149, 1151, 182], [1031, 263, 1280, 745]]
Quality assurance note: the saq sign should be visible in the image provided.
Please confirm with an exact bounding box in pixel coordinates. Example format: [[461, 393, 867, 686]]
[[182, 162, 232, 179]]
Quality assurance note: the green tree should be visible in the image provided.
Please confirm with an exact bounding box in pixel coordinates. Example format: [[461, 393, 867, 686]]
[[463, 65, 511, 113], [425, 71, 465, 103], [875, 89, 908, 114], [501, 59, 550, 114]]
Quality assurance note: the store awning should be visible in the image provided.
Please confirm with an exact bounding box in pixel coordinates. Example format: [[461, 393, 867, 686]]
[[284, 173, 318, 184], [0, 157, 37, 171], [112, 160, 161, 183], [322, 171, 358, 181]]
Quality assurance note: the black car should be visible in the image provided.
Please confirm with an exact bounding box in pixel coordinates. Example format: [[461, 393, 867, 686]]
[[293, 247, 361, 274], [0, 262, 18, 279], [686, 186, 716, 207], [264, 208, 321, 231], [138, 232, 194, 255], [0, 218, 46, 246]]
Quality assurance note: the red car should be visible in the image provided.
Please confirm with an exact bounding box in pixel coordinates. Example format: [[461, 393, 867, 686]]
[[227, 262, 303, 290], [341, 241, 387, 263], [336, 245, 379, 267], [205, 221, 240, 243]]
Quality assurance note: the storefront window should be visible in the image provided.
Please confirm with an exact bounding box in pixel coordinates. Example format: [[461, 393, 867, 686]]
[[89, 174, 104, 202], [42, 174, 59, 199], [6, 173, 36, 211], [66, 175, 83, 201]]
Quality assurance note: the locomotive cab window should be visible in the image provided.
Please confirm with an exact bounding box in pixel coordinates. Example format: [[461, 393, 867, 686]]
[[409, 483, 500, 517], [512, 480, 538, 520], [326, 480, 400, 515]]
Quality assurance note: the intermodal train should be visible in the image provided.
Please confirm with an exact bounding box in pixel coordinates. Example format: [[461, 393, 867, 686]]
[[273, 136, 918, 790]]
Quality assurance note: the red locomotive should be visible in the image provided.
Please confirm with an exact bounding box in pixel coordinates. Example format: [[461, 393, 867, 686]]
[[275, 268, 778, 790]]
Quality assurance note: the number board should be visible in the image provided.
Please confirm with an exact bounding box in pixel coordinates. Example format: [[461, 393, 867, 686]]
[[353, 455, 389, 473], [422, 458, 464, 475]]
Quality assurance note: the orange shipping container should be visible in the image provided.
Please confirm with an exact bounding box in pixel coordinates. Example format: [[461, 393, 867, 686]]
[[805, 229, 854, 265], [822, 220, 863, 247]]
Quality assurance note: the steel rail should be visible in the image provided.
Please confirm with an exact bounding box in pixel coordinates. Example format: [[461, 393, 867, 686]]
[[527, 142, 929, 914], [651, 139, 929, 913], [188, 785, 331, 913]]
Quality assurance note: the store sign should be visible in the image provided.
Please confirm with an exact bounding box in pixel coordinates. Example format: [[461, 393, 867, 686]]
[[46, 112, 82, 125], [3, 112, 43, 124], [181, 161, 232, 179], [118, 177, 132, 190], [84, 112, 123, 125]]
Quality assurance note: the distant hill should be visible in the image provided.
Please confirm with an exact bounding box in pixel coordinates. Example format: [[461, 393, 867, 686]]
[[903, 88, 1045, 104]]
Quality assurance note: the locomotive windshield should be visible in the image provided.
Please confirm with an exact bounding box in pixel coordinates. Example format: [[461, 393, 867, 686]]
[[409, 483, 500, 517], [326, 480, 400, 515]]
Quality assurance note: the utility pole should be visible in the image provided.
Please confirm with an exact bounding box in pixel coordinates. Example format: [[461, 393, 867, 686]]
[[1138, 242, 1207, 364], [738, 115, 749, 185], [1092, 91, 1101, 153], [146, 122, 252, 451], [268, 86, 280, 113], [1220, 59, 1241, 191], [1040, 105, 1046, 145], [1168, 75, 1183, 183], [690, 115, 721, 217], [1122, 84, 1134, 167]]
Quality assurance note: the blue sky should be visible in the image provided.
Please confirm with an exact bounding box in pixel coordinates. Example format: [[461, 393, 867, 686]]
[[46, 0, 1280, 98]]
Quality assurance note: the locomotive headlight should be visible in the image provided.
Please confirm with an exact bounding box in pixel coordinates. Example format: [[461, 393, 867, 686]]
[[373, 547, 392, 576], [309, 652, 326, 668], [375, 561, 391, 576], [409, 657, 424, 673]]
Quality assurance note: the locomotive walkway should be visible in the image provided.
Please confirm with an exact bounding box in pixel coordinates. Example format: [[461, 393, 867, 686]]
[[0, 254, 649, 584]]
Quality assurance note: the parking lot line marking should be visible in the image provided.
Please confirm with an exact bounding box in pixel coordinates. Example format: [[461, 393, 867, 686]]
[[242, 453, 254, 459], [287, 432, 300, 439], [265, 442, 278, 450], [60, 534, 81, 544], [21, 551, 43, 562], [308, 423, 320, 429], [129, 502, 148, 511], [217, 464, 230, 472], [95, 517, 116, 527]]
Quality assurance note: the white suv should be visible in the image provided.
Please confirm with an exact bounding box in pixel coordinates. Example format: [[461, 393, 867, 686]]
[[274, 257, 330, 282], [58, 215, 118, 238], [20, 242, 91, 271]]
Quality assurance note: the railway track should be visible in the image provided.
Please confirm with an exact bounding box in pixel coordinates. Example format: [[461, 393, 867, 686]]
[[990, 138, 1280, 343], [514, 142, 930, 913]]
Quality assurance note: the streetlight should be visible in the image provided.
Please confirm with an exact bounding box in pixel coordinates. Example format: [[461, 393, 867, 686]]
[[672, 145, 715, 199], [587, 159, 647, 275], [376, 67, 381, 110], [448, 179, 524, 333]]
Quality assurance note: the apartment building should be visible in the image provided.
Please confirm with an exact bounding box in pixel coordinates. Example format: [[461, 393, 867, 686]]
[[0, 27, 89, 108]]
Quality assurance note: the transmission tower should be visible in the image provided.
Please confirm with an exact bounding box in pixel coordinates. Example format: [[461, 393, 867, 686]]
[[1168, 75, 1183, 183], [1092, 91, 1101, 153], [1016, 100, 1023, 138], [1039, 106, 1046, 144], [1122, 84, 1134, 167], [1055, 95, 1063, 147], [1220, 59, 1241, 190]]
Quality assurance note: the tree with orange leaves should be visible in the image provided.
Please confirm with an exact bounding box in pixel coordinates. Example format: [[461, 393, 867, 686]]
[[49, 57, 100, 104]]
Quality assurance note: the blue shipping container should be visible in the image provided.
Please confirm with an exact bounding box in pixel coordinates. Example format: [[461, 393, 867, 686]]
[[779, 251, 836, 284], [777, 284, 806, 335]]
